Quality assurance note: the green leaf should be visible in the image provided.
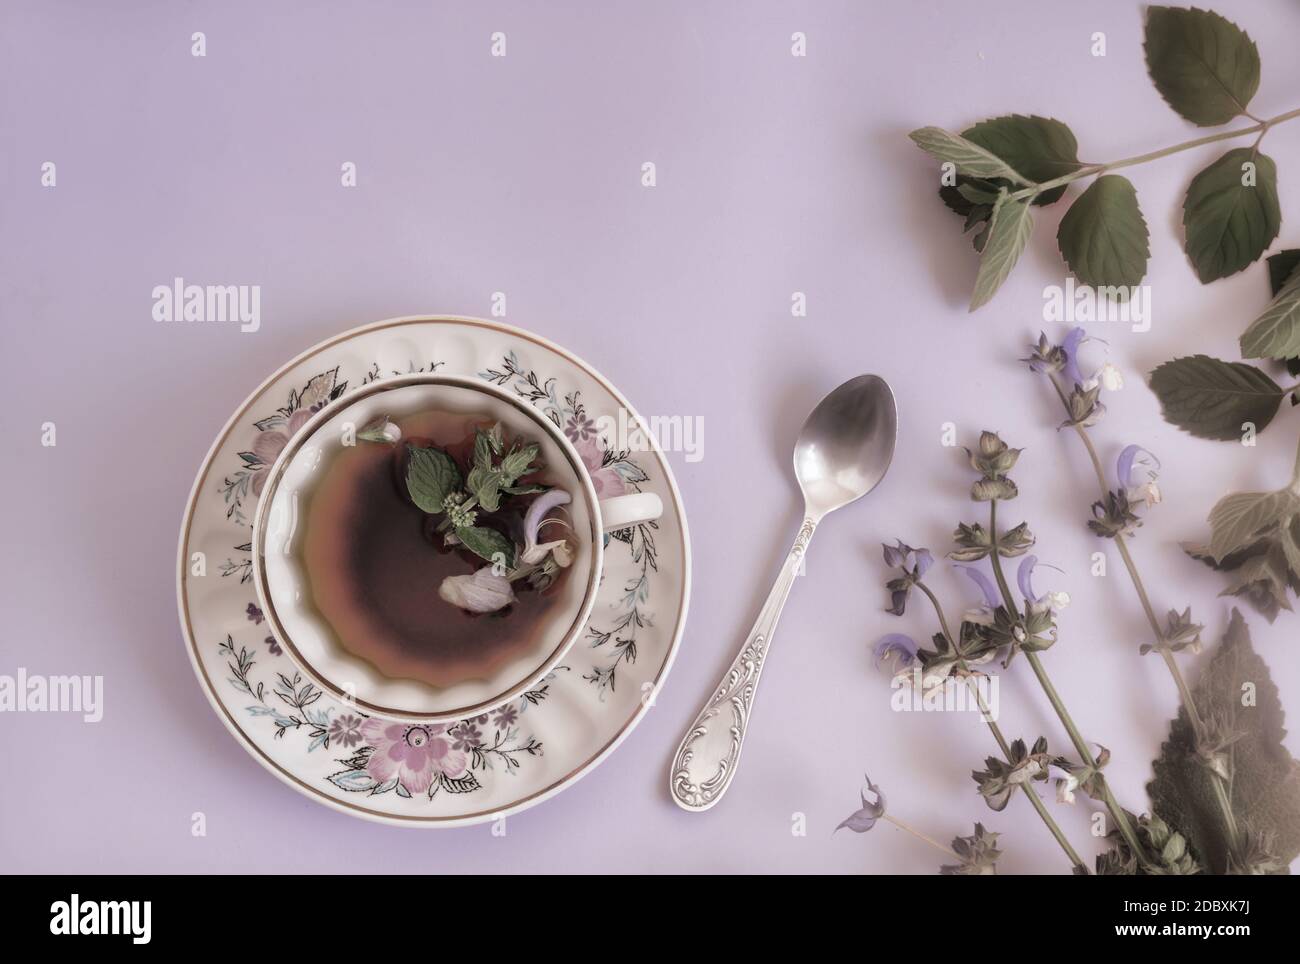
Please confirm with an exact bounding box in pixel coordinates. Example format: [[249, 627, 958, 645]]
[[1056, 175, 1151, 288], [1208, 489, 1300, 561], [1240, 262, 1300, 359], [499, 442, 541, 485], [961, 115, 1081, 205], [969, 193, 1034, 311], [908, 127, 1035, 184], [405, 445, 463, 513], [1143, 6, 1260, 127], [1267, 249, 1300, 296], [455, 525, 515, 568], [1149, 355, 1283, 441], [1148, 611, 1300, 874], [466, 465, 503, 513], [1182, 148, 1280, 283]]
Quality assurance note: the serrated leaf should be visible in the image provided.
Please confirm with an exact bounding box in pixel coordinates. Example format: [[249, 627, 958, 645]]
[[1148, 611, 1300, 874], [1208, 489, 1300, 561], [1149, 355, 1283, 440], [1183, 148, 1280, 283], [1143, 6, 1260, 127], [405, 445, 463, 513], [499, 442, 540, 485], [455, 525, 515, 568], [908, 127, 1034, 184], [1056, 175, 1151, 287], [1241, 263, 1300, 359], [969, 193, 1034, 311], [961, 115, 1081, 205]]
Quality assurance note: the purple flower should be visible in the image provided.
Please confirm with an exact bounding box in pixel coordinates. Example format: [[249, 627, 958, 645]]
[[246, 603, 264, 625], [1017, 555, 1070, 615], [492, 704, 519, 728], [955, 564, 1000, 626], [1116, 444, 1161, 507], [449, 723, 482, 752], [1062, 327, 1088, 387], [873, 633, 918, 674], [564, 413, 598, 443], [264, 635, 282, 656], [836, 774, 887, 834], [328, 713, 364, 748]]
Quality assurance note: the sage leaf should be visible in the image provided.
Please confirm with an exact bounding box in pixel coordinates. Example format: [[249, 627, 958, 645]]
[[969, 193, 1034, 311], [1148, 611, 1300, 874], [1207, 489, 1300, 562], [961, 115, 1081, 205], [455, 525, 515, 569], [1267, 249, 1300, 295], [1056, 175, 1151, 288], [908, 127, 1034, 184], [1143, 6, 1260, 127], [1182, 148, 1280, 283], [1240, 261, 1300, 359], [405, 444, 463, 513], [1149, 355, 1283, 441]]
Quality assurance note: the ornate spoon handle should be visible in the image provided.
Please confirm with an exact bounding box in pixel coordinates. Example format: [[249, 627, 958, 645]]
[[669, 516, 816, 811]]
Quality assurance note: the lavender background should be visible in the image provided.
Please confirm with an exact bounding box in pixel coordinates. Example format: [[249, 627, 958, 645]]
[[3, 0, 1300, 874]]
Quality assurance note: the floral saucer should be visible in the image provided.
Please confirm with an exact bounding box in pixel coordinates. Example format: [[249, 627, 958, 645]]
[[176, 316, 690, 826]]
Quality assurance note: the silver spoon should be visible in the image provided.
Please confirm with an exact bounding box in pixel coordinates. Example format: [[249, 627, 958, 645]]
[[669, 374, 898, 811]]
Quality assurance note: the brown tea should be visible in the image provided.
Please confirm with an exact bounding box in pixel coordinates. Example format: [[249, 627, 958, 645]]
[[300, 409, 572, 688]]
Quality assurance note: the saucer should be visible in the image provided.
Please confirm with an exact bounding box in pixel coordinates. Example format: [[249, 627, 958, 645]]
[[176, 316, 691, 826]]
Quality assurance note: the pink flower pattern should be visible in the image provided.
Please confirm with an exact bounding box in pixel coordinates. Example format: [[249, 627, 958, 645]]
[[360, 719, 468, 796]]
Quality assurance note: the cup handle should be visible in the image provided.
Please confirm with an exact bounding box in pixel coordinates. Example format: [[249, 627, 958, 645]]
[[598, 492, 663, 532]]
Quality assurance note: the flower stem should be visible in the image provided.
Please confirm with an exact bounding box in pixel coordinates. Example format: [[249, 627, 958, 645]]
[[988, 498, 1147, 865], [882, 813, 962, 860], [915, 578, 1089, 873], [1044, 373, 1243, 864], [1009, 106, 1300, 202]]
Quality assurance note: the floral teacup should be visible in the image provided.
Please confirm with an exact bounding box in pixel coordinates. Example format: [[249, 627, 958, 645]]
[[251, 374, 662, 722]]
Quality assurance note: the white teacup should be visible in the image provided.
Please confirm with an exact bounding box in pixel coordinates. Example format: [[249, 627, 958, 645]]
[[251, 374, 662, 722]]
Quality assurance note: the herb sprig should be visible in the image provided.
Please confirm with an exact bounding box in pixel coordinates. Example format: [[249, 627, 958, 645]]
[[910, 7, 1297, 310]]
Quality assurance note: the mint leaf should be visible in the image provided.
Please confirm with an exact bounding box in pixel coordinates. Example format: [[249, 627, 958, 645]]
[[405, 445, 462, 513], [968, 192, 1034, 311], [1056, 175, 1151, 288], [1240, 263, 1300, 359], [1143, 7, 1260, 127], [908, 127, 1034, 184], [1207, 489, 1300, 562], [1148, 611, 1300, 874], [1183, 148, 1280, 283], [503, 482, 549, 496], [961, 115, 1081, 206], [1149, 355, 1283, 441], [455, 525, 515, 568], [499, 442, 541, 485]]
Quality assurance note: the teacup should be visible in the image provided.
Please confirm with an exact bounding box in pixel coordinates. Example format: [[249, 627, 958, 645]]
[[251, 373, 662, 723]]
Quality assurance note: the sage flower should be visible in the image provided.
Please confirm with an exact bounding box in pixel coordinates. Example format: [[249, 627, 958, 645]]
[[1117, 444, 1161, 508], [955, 564, 1000, 627], [438, 566, 515, 614], [1017, 555, 1070, 616], [882, 540, 934, 616], [521, 488, 573, 566], [1023, 332, 1067, 374], [836, 775, 887, 834], [1088, 489, 1142, 538], [972, 737, 1050, 811], [873, 633, 918, 674]]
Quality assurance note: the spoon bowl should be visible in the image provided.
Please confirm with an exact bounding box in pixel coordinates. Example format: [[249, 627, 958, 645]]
[[793, 374, 897, 519]]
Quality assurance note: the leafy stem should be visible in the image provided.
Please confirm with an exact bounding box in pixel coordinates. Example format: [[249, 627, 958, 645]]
[[914, 577, 1089, 873], [1008, 106, 1300, 203], [1045, 372, 1245, 865], [988, 498, 1147, 866]]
